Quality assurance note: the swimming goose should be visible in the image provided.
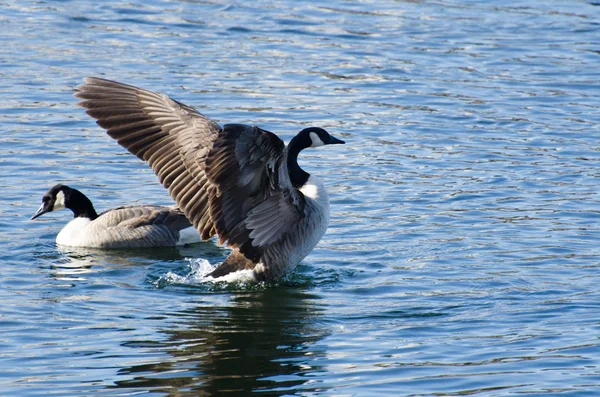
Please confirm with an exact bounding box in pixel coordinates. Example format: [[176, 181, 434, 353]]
[[74, 77, 345, 280], [32, 184, 198, 248]]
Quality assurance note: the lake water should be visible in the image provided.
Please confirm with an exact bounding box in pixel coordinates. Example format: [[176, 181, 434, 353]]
[[2, 0, 600, 395]]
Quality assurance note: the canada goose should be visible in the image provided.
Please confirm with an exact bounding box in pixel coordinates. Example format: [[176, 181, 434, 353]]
[[32, 184, 199, 248], [75, 77, 345, 280]]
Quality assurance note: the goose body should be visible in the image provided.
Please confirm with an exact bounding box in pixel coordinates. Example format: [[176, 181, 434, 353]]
[[32, 184, 198, 248], [75, 77, 345, 280]]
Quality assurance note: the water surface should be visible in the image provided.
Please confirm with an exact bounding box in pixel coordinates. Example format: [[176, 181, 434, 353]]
[[2, 1, 600, 396]]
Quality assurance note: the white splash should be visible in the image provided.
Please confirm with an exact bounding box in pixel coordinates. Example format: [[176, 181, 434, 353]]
[[159, 258, 256, 286]]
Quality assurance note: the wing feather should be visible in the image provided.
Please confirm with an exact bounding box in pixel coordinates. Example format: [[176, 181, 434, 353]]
[[75, 77, 220, 239]]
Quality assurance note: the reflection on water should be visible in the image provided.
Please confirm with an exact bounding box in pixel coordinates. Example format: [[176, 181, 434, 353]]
[[27, 243, 330, 395], [113, 289, 327, 395], [34, 242, 225, 283]]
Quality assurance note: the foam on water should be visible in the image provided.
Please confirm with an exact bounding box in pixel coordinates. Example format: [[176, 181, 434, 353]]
[[159, 258, 257, 286]]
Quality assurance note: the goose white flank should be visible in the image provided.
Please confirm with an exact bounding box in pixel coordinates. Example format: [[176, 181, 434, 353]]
[[75, 77, 346, 281], [32, 184, 199, 248]]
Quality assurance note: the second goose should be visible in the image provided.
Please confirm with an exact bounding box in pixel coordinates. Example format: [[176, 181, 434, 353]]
[[32, 184, 198, 248]]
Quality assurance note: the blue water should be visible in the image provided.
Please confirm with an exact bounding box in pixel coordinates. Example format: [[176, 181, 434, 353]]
[[2, 0, 600, 395]]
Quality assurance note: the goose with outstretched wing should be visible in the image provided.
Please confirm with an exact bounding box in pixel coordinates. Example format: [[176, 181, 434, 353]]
[[75, 77, 345, 280]]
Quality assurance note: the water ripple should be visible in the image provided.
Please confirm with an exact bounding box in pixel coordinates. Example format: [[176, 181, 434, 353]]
[[2, 0, 600, 395]]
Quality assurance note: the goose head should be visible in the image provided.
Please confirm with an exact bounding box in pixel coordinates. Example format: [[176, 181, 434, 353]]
[[32, 184, 97, 220], [295, 127, 345, 148], [287, 127, 345, 188]]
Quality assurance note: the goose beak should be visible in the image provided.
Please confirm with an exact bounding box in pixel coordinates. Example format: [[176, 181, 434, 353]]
[[329, 136, 345, 145], [31, 203, 49, 220]]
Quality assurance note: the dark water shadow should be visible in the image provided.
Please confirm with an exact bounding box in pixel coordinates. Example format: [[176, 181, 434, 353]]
[[111, 288, 328, 396]]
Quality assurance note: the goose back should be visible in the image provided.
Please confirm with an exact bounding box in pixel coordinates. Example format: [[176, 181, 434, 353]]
[[56, 205, 194, 248]]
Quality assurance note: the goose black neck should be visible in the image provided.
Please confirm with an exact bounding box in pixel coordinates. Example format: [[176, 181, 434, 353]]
[[287, 134, 311, 188], [66, 188, 99, 220]]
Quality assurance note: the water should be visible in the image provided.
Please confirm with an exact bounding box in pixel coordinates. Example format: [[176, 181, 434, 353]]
[[2, 0, 600, 395]]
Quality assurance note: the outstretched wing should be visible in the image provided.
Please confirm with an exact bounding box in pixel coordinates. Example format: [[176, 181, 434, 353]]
[[75, 77, 220, 239], [76, 78, 306, 274]]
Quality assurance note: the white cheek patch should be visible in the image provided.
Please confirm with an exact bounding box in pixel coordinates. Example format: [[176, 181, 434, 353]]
[[54, 190, 66, 210], [309, 132, 325, 147]]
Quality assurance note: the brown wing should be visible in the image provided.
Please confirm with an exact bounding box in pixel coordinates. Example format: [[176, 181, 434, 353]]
[[76, 78, 306, 273], [75, 77, 220, 240]]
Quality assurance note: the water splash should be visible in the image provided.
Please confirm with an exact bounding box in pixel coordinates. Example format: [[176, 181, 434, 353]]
[[157, 258, 257, 287]]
